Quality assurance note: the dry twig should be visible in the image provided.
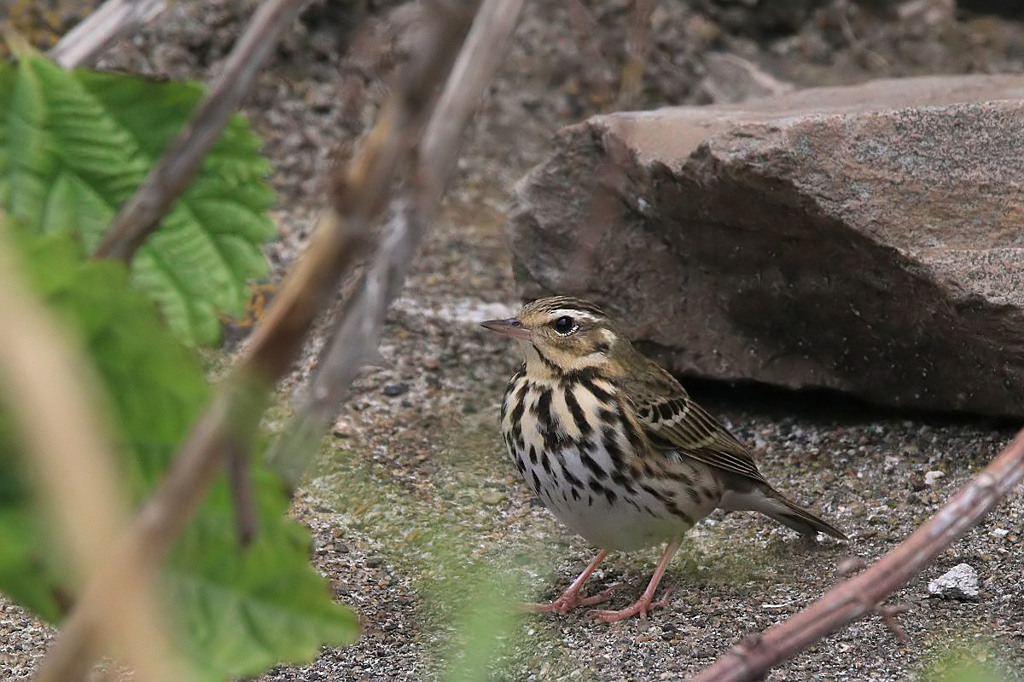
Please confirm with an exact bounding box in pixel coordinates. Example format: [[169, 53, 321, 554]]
[[0, 221, 177, 682], [616, 0, 654, 108], [566, 0, 614, 107], [691, 428, 1024, 682], [267, 0, 525, 484], [49, 0, 166, 68], [226, 437, 258, 546], [93, 0, 312, 262], [38, 1, 491, 677]]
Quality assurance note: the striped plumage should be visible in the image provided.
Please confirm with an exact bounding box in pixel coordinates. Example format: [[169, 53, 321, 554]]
[[483, 296, 845, 622]]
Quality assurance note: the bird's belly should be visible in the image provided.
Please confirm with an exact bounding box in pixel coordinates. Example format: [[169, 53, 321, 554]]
[[506, 438, 720, 552], [546, 489, 691, 552]]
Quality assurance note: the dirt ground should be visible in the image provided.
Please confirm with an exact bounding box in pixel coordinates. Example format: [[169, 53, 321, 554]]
[[2, 1, 1024, 680]]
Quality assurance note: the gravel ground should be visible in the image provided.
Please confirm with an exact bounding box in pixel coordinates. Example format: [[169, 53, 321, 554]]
[[2, 1, 1024, 680]]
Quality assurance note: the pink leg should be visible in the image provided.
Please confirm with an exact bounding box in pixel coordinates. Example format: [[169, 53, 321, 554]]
[[588, 538, 681, 622], [524, 550, 617, 614]]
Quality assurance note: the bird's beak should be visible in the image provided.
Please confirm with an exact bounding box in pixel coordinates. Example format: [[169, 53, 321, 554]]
[[481, 317, 532, 340]]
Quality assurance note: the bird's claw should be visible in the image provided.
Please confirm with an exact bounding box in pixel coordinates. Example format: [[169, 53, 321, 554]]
[[522, 583, 620, 615], [587, 584, 676, 623]]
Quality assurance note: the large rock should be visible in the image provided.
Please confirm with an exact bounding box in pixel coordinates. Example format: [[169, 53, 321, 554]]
[[506, 75, 1024, 417]]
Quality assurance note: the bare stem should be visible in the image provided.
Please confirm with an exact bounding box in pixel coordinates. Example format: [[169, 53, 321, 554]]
[[49, 0, 167, 69], [226, 437, 258, 547], [690, 428, 1024, 682], [0, 220, 177, 682], [267, 0, 524, 485], [93, 0, 311, 262], [38, 1, 490, 677]]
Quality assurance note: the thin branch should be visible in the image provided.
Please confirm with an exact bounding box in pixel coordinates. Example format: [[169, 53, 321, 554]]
[[266, 0, 525, 485], [49, 0, 166, 69], [616, 0, 654, 108], [38, 2, 487, 677], [226, 437, 258, 546], [0, 220, 177, 682], [36, 388, 237, 681], [93, 0, 312, 262], [566, 0, 613, 106], [416, 0, 525, 198], [690, 428, 1024, 682]]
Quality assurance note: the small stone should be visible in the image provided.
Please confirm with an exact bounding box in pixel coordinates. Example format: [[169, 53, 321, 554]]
[[382, 382, 409, 397], [847, 502, 867, 518], [991, 528, 1009, 538], [365, 556, 385, 568], [924, 470, 945, 486], [480, 490, 505, 505], [928, 563, 980, 601]]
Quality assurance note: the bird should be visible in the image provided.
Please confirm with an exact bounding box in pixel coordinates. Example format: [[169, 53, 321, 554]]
[[482, 296, 846, 622]]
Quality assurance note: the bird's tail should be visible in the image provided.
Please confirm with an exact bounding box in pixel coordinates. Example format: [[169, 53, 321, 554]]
[[719, 484, 847, 540]]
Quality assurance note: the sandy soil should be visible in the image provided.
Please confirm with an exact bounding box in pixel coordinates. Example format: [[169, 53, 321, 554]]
[[2, 1, 1023, 680]]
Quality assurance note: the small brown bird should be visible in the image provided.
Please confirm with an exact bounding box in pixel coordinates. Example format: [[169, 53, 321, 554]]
[[483, 296, 845, 622]]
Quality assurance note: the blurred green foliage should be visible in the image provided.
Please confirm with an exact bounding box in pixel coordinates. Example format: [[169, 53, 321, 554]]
[[0, 54, 357, 680]]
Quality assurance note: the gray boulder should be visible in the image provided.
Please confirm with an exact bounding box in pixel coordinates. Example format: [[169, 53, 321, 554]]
[[506, 75, 1024, 417]]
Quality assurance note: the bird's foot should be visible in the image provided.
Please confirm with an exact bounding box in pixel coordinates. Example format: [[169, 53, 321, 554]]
[[587, 585, 676, 623], [522, 584, 620, 615]]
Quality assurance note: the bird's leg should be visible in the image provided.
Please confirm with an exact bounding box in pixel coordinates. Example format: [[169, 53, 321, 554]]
[[523, 550, 616, 614], [589, 538, 681, 622]]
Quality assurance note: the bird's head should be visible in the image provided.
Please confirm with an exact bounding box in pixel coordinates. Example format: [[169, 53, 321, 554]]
[[482, 296, 633, 377]]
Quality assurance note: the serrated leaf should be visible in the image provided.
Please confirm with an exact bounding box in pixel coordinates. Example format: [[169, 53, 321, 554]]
[[0, 227, 356, 678], [13, 230, 209, 484], [168, 467, 359, 680], [0, 56, 276, 346]]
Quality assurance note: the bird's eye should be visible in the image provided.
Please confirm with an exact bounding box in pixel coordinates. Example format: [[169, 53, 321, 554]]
[[553, 315, 577, 335]]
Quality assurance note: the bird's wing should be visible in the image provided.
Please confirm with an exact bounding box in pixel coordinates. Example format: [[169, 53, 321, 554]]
[[627, 367, 768, 484]]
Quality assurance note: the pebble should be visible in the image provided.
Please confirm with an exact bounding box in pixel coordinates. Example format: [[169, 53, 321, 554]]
[[480, 490, 505, 505], [928, 563, 980, 601], [382, 382, 410, 397], [924, 470, 945, 486]]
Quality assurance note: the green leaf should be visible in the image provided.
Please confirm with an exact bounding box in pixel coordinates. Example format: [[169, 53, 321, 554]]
[[0, 228, 356, 678], [0, 55, 276, 346], [13, 229, 208, 488], [0, 506, 67, 623], [168, 467, 359, 680], [0, 226, 210, 617]]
